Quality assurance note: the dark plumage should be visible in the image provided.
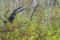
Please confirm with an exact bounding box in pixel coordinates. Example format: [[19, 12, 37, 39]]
[[8, 6, 26, 23]]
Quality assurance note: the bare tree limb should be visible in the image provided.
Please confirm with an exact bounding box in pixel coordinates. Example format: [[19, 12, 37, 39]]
[[30, 0, 38, 20]]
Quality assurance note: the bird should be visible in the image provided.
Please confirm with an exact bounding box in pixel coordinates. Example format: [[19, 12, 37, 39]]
[[8, 6, 26, 23]]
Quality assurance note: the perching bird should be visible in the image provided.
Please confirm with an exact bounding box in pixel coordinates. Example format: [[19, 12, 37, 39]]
[[8, 6, 26, 23]]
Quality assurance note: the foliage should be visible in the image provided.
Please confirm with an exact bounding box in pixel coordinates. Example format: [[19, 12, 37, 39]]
[[0, 0, 60, 40]]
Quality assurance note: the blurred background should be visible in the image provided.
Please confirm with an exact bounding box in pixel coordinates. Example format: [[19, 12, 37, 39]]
[[0, 0, 60, 40]]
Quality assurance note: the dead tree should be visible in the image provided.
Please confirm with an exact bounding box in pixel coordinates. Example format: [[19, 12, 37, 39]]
[[30, 0, 38, 20], [41, 0, 57, 29]]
